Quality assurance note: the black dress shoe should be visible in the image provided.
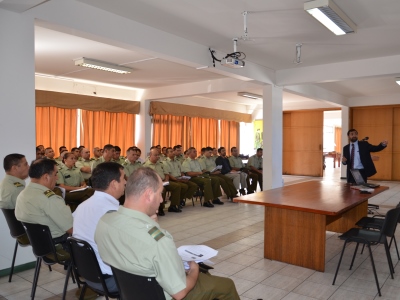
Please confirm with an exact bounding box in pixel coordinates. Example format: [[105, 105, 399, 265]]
[[168, 205, 182, 213], [239, 188, 246, 195], [247, 190, 254, 194], [203, 201, 214, 208], [180, 200, 186, 207], [158, 210, 165, 216], [212, 199, 224, 205]]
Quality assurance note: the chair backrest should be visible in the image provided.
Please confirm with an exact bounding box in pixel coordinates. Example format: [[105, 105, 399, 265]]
[[111, 266, 166, 300], [1, 209, 26, 239], [21, 222, 56, 259], [67, 237, 108, 289], [381, 207, 400, 238]]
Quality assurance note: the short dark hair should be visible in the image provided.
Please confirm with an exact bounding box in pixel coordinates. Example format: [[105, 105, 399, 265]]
[[218, 147, 225, 153], [78, 145, 85, 149], [114, 146, 121, 152], [91, 162, 124, 191], [256, 148, 263, 152], [201, 147, 206, 153], [205, 147, 213, 152], [59, 146, 66, 153], [36, 147, 41, 152], [3, 154, 25, 172], [29, 159, 57, 179], [173, 145, 182, 150], [125, 167, 160, 199], [62, 152, 74, 163], [162, 147, 167, 151], [103, 144, 114, 151], [166, 147, 173, 152], [231, 147, 237, 153], [347, 129, 358, 136], [150, 146, 157, 150], [71, 147, 79, 152]]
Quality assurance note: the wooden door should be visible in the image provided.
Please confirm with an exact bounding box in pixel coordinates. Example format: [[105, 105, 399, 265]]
[[283, 111, 324, 176]]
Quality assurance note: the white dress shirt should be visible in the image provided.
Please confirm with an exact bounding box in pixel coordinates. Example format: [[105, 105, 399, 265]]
[[72, 191, 119, 275]]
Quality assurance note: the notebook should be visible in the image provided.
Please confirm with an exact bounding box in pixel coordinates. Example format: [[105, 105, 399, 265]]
[[350, 169, 380, 188]]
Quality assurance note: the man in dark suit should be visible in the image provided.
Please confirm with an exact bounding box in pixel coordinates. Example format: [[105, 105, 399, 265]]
[[342, 129, 388, 183]]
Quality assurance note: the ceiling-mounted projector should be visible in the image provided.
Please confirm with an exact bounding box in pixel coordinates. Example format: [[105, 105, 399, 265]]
[[221, 57, 245, 68]]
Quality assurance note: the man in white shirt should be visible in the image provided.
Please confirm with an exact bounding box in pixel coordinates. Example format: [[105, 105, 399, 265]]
[[72, 162, 126, 293]]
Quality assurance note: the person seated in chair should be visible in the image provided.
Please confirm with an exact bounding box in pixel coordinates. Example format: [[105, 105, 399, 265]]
[[15, 159, 72, 256], [95, 168, 240, 300], [73, 162, 125, 293]]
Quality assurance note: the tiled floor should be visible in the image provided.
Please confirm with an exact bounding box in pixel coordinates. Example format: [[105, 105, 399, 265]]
[[1, 164, 400, 299]]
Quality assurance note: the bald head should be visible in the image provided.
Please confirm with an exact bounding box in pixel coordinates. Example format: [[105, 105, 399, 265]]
[[80, 148, 90, 160], [149, 148, 160, 163]]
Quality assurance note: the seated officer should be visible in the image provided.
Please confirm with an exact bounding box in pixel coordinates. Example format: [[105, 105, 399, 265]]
[[44, 147, 56, 160], [58, 152, 94, 210], [92, 144, 115, 170], [112, 146, 126, 165], [198, 147, 237, 202], [247, 148, 263, 191], [15, 159, 72, 253], [229, 147, 257, 194], [143, 149, 182, 215], [123, 147, 142, 177], [75, 148, 92, 184], [95, 168, 240, 300], [163, 147, 198, 207], [181, 147, 222, 208]]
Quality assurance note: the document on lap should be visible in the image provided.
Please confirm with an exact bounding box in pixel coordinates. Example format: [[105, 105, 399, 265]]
[[178, 245, 218, 269], [177, 176, 191, 180], [69, 186, 89, 193], [210, 165, 222, 173]]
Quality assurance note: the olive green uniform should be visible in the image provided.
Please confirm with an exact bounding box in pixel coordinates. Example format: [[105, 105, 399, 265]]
[[95, 207, 240, 300], [0, 175, 25, 209], [91, 156, 111, 170], [163, 157, 198, 199], [57, 165, 94, 205], [247, 154, 263, 191], [113, 156, 126, 165], [142, 160, 182, 208], [175, 154, 185, 164], [229, 156, 258, 192], [123, 160, 142, 178], [181, 158, 222, 202], [75, 158, 92, 181], [198, 156, 237, 198], [15, 182, 72, 239], [0, 175, 29, 244]]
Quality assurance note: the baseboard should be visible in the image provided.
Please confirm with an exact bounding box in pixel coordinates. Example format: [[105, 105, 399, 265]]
[[0, 261, 36, 277]]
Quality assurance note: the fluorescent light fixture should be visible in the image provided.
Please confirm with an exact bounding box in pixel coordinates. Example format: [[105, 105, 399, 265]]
[[238, 92, 262, 100], [74, 57, 132, 74], [304, 0, 356, 35], [396, 78, 400, 86]]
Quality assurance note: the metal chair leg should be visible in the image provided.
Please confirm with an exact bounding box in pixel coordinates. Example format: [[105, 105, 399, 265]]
[[31, 257, 42, 299], [349, 242, 359, 270], [333, 240, 347, 285], [62, 264, 72, 300], [367, 244, 381, 296], [9, 241, 18, 282]]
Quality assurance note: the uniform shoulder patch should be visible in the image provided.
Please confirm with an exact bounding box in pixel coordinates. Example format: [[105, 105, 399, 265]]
[[13, 182, 23, 187], [44, 190, 55, 198], [148, 226, 165, 241]]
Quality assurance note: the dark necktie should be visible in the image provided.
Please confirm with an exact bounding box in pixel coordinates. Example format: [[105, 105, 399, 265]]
[[350, 144, 355, 169]]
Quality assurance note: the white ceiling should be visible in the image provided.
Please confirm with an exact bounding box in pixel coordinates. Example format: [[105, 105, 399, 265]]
[[3, 0, 400, 111]]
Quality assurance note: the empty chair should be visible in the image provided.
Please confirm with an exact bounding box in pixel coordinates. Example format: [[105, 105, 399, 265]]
[[111, 266, 165, 300], [356, 202, 400, 260], [21, 222, 73, 300], [333, 207, 400, 296], [67, 237, 119, 300], [1, 208, 30, 282]]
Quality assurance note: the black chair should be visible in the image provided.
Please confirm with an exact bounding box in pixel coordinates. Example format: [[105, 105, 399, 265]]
[[356, 202, 400, 260], [332, 207, 400, 296], [21, 222, 74, 300], [67, 237, 119, 300], [1, 209, 31, 282], [191, 186, 204, 206], [111, 266, 166, 300]]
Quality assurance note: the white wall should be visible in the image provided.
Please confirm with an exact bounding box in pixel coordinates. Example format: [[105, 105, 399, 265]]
[[0, 8, 36, 270]]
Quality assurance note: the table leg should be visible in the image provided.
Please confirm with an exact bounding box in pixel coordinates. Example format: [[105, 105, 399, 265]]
[[264, 206, 326, 272]]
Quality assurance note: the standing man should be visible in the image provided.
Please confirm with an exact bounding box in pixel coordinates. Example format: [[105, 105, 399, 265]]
[[342, 129, 388, 183], [123, 147, 142, 177], [0, 154, 29, 209], [163, 147, 198, 206], [92, 144, 115, 170], [181, 147, 222, 207], [143, 149, 183, 214], [247, 148, 263, 191], [15, 159, 73, 250], [75, 148, 92, 183], [229, 147, 257, 194], [95, 167, 240, 300], [73, 162, 125, 293]]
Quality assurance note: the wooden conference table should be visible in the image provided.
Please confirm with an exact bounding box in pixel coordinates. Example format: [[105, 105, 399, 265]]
[[234, 181, 389, 272]]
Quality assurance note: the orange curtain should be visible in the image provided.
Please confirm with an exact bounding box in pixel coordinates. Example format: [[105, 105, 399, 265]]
[[80, 110, 135, 154], [152, 114, 190, 148], [36, 107, 77, 152], [335, 127, 342, 153], [220, 120, 239, 153], [190, 117, 218, 151]]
